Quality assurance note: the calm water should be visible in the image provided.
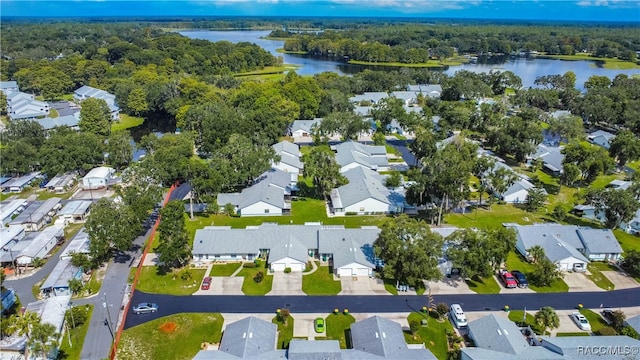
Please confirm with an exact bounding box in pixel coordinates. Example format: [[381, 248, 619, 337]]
[[180, 30, 639, 90]]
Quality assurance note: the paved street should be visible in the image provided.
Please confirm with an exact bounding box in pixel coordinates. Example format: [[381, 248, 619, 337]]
[[124, 287, 640, 329]]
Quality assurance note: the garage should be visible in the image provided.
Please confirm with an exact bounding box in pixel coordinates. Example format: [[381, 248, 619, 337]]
[[270, 257, 305, 272], [557, 256, 587, 272], [337, 263, 372, 277]]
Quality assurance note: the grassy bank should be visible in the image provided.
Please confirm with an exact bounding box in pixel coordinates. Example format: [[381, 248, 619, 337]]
[[276, 48, 308, 55], [111, 114, 144, 132], [348, 58, 467, 68], [234, 65, 299, 77], [537, 53, 640, 70]]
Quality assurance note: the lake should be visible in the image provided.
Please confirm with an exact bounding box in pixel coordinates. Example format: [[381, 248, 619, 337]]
[[180, 30, 639, 90]]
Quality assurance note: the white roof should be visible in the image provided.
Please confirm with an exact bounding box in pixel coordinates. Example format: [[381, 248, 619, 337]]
[[83, 166, 114, 180], [25, 295, 71, 334]]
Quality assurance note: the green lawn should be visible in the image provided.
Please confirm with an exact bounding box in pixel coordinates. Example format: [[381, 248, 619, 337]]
[[57, 305, 94, 360], [466, 275, 501, 294], [234, 65, 300, 77], [383, 278, 398, 295], [111, 114, 144, 132], [134, 266, 206, 296], [613, 230, 640, 253], [505, 252, 569, 293], [537, 53, 640, 70], [302, 263, 341, 295], [404, 312, 454, 360], [587, 262, 616, 291], [272, 315, 294, 349], [117, 313, 223, 360], [580, 309, 616, 334], [37, 190, 74, 200], [237, 260, 273, 295], [557, 332, 591, 337], [445, 204, 543, 229], [508, 310, 544, 334], [324, 313, 355, 348], [209, 262, 242, 276]]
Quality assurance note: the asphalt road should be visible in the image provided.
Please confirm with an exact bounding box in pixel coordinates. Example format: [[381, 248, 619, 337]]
[[124, 287, 640, 329]]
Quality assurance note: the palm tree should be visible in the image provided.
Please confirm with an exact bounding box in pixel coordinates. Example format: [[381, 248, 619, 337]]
[[8, 311, 41, 359], [28, 322, 58, 359], [527, 245, 546, 263], [535, 306, 560, 335], [488, 167, 518, 210]]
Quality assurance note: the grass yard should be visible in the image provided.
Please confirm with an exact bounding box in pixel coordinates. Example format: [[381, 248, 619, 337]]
[[37, 189, 74, 200], [234, 65, 300, 77], [466, 275, 501, 294], [111, 114, 144, 132], [505, 252, 569, 293], [302, 263, 341, 295], [57, 305, 94, 360], [587, 262, 617, 291], [272, 315, 294, 349], [324, 313, 355, 348], [404, 312, 454, 360], [557, 332, 591, 337], [444, 204, 544, 229], [135, 266, 206, 296], [580, 309, 616, 334], [118, 313, 223, 360], [613, 230, 640, 253], [382, 278, 398, 295], [238, 260, 273, 295], [508, 310, 544, 334], [537, 53, 640, 70], [209, 262, 242, 276]]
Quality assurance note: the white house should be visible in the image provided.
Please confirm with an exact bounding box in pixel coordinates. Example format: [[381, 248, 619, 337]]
[[15, 225, 64, 266], [268, 238, 308, 272], [1, 172, 41, 193], [290, 118, 322, 139], [38, 113, 81, 131], [73, 85, 120, 120], [6, 92, 50, 120], [0, 226, 26, 264], [57, 200, 92, 224], [45, 173, 76, 193], [9, 198, 62, 232], [318, 227, 380, 277], [334, 141, 388, 173], [0, 81, 19, 95], [0, 199, 28, 227], [271, 141, 303, 184], [60, 229, 91, 260], [529, 143, 565, 175], [587, 130, 615, 150], [39, 258, 83, 297], [217, 169, 292, 217], [330, 166, 405, 215], [82, 166, 115, 190]]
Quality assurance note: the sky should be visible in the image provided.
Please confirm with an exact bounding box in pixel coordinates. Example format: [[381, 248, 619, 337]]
[[1, 0, 639, 23]]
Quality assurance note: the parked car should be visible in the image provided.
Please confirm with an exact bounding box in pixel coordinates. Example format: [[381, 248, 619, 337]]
[[573, 263, 586, 272], [314, 317, 325, 333], [449, 304, 468, 328], [511, 270, 528, 288], [133, 303, 158, 314], [571, 312, 591, 331], [499, 270, 518, 288], [201, 276, 212, 290], [600, 309, 618, 325]]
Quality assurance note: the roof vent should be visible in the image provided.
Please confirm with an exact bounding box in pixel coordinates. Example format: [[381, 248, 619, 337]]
[[497, 330, 502, 335], [503, 329, 509, 335], [242, 332, 247, 339], [375, 332, 379, 338], [342, 238, 346, 241], [382, 332, 386, 338], [249, 332, 253, 338]]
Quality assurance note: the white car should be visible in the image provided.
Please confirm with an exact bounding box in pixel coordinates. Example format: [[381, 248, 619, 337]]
[[571, 312, 591, 331]]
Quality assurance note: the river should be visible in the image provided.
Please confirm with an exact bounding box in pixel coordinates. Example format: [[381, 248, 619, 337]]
[[180, 30, 639, 90]]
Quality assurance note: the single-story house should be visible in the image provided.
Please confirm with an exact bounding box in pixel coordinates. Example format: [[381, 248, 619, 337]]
[[529, 143, 565, 175], [26, 294, 71, 337], [0, 226, 26, 262], [14, 225, 64, 266], [607, 179, 632, 190], [45, 173, 76, 193], [192, 224, 382, 275], [73, 85, 120, 120], [37, 113, 81, 131], [60, 229, 90, 260], [461, 313, 640, 360], [82, 166, 115, 190], [9, 198, 62, 232], [39, 258, 83, 297], [217, 169, 293, 217], [0, 199, 28, 227], [290, 118, 322, 139], [6, 92, 50, 120], [407, 84, 442, 98], [193, 315, 437, 359], [0, 80, 19, 95], [507, 223, 623, 270], [588, 130, 615, 150], [334, 141, 388, 173], [0, 172, 41, 193], [57, 200, 92, 224], [349, 92, 389, 105], [271, 141, 303, 183], [330, 166, 405, 215]]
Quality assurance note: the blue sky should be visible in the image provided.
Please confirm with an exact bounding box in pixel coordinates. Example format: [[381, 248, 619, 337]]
[[1, 1, 639, 22]]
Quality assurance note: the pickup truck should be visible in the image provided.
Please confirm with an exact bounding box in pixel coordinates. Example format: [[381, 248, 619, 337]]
[[499, 270, 518, 288]]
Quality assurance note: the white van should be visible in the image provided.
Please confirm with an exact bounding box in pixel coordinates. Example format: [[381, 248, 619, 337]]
[[449, 304, 468, 328]]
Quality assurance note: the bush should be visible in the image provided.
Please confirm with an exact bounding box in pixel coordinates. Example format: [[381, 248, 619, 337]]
[[284, 267, 292, 274], [277, 308, 290, 322], [65, 305, 90, 328], [597, 327, 618, 336], [345, 212, 357, 216], [253, 271, 264, 283], [436, 303, 449, 320], [180, 270, 192, 281], [242, 262, 257, 268], [409, 320, 421, 335], [622, 326, 640, 339], [305, 261, 313, 272]]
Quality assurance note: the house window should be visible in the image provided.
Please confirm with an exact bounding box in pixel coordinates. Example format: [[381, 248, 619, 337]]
[[359, 207, 365, 212], [231, 254, 237, 258], [264, 209, 270, 214]]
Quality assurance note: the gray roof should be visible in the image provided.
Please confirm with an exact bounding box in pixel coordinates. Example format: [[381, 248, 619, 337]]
[[407, 84, 442, 95], [626, 314, 640, 333], [238, 181, 285, 209], [217, 193, 242, 207], [0, 225, 24, 248], [318, 228, 381, 269], [45, 173, 75, 189], [539, 335, 640, 358], [467, 314, 529, 355], [38, 113, 80, 130], [350, 92, 389, 104], [331, 167, 404, 209], [502, 178, 537, 199], [588, 130, 615, 141], [276, 152, 304, 170], [288, 339, 342, 360], [256, 169, 292, 191], [2, 172, 41, 189], [353, 106, 372, 117], [531, 144, 564, 173], [460, 347, 564, 360], [58, 200, 92, 216], [268, 237, 308, 264], [272, 141, 300, 157], [577, 228, 623, 255], [60, 229, 90, 259], [74, 85, 117, 105], [508, 224, 590, 263], [10, 198, 61, 226], [350, 316, 411, 357], [218, 317, 277, 358], [608, 179, 632, 190], [40, 258, 80, 291], [291, 119, 322, 133], [17, 225, 64, 259], [0, 81, 18, 89]]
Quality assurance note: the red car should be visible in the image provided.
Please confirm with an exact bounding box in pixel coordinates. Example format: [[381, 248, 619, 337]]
[[499, 270, 518, 288], [201, 276, 211, 290]]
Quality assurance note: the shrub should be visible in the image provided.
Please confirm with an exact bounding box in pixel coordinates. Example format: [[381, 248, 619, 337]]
[[284, 267, 292, 274], [243, 262, 257, 268], [345, 212, 357, 216], [436, 303, 449, 320], [180, 270, 192, 281], [409, 320, 421, 335], [277, 308, 290, 322], [305, 261, 313, 272], [597, 327, 618, 336], [622, 326, 640, 339], [65, 305, 90, 328], [253, 271, 264, 283]]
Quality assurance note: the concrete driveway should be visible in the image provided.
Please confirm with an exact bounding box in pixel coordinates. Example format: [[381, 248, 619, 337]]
[[564, 272, 604, 292], [425, 276, 474, 295], [339, 276, 389, 295], [193, 277, 244, 295], [602, 271, 640, 290], [554, 310, 593, 334], [268, 271, 305, 296], [495, 275, 536, 294]]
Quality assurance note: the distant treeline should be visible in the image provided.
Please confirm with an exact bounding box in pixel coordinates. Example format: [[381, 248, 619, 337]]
[[272, 24, 639, 63]]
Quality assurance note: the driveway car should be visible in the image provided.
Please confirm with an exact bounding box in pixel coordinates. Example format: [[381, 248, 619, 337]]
[[499, 270, 518, 288], [511, 270, 528, 288], [201, 276, 212, 290], [600, 309, 620, 325], [314, 317, 325, 333], [571, 312, 591, 331], [133, 303, 158, 314]]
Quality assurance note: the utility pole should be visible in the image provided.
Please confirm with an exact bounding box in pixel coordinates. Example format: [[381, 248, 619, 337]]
[[103, 293, 114, 341]]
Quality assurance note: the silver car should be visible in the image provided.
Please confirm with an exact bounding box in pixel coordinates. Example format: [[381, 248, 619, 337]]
[[133, 302, 158, 314]]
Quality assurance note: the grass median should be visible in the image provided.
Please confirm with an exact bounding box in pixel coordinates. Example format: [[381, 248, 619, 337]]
[[302, 263, 341, 295]]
